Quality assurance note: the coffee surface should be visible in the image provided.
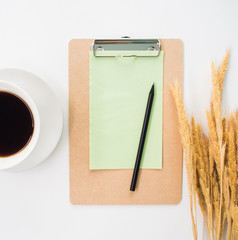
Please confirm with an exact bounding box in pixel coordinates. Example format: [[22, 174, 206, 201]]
[[0, 91, 34, 157]]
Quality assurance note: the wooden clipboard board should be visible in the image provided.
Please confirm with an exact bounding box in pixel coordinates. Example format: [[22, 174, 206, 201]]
[[69, 39, 183, 205]]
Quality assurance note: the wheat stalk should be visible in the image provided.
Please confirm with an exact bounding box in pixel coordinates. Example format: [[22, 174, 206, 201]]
[[224, 167, 232, 240], [210, 52, 229, 240], [196, 122, 214, 239], [171, 83, 197, 239]]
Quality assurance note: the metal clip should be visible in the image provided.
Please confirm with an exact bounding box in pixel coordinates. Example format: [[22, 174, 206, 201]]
[[92, 38, 160, 57]]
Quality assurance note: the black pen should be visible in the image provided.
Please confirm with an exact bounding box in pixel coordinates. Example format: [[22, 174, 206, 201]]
[[130, 83, 154, 191]]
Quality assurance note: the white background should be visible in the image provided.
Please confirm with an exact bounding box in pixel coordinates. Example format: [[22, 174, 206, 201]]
[[0, 0, 237, 239]]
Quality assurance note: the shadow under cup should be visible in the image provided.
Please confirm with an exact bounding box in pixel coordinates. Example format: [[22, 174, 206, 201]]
[[0, 81, 40, 169]]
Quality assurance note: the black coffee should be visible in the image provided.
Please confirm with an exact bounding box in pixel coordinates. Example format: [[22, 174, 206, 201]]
[[0, 91, 34, 157]]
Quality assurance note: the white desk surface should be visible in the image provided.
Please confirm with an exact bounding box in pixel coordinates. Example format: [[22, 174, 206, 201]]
[[0, 0, 237, 239]]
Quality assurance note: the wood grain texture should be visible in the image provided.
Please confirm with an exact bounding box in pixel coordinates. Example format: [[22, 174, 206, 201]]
[[69, 39, 183, 205]]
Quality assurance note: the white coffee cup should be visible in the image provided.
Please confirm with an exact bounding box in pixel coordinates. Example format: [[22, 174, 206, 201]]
[[0, 69, 63, 172]]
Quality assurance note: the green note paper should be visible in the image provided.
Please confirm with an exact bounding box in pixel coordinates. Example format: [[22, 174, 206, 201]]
[[89, 51, 164, 169]]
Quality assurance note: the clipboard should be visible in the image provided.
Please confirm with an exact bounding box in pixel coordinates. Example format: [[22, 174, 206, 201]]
[[69, 39, 183, 205]]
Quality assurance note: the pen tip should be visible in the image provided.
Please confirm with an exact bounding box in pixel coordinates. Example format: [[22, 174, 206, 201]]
[[150, 83, 154, 93]]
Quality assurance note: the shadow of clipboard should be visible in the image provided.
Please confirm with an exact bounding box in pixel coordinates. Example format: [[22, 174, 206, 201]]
[[69, 39, 183, 205]]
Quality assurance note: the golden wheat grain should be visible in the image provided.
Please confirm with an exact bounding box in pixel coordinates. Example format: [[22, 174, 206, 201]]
[[227, 114, 237, 206], [191, 117, 199, 232], [212, 171, 221, 238], [218, 51, 229, 90], [207, 111, 221, 177], [218, 143, 226, 240], [191, 117, 199, 191], [227, 114, 238, 240], [198, 126, 214, 239], [234, 206, 238, 240], [197, 126, 214, 239], [224, 168, 232, 240], [235, 111, 238, 202], [198, 125, 209, 184], [211, 62, 223, 145], [196, 180, 210, 235]]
